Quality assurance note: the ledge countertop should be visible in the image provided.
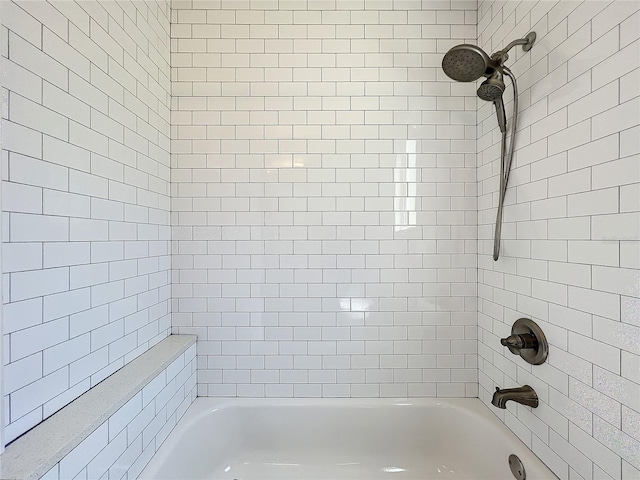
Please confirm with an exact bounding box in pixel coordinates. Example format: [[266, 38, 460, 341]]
[[0, 334, 196, 480]]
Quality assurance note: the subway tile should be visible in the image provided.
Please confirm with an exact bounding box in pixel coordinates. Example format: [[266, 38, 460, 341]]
[[4, 409, 43, 445], [592, 97, 640, 141], [594, 316, 640, 356], [594, 416, 640, 471], [620, 9, 640, 48], [1, 58, 42, 104], [623, 461, 640, 480], [548, 119, 591, 156], [568, 286, 620, 321], [1, 1, 42, 47], [568, 134, 618, 171], [568, 188, 619, 217], [4, 3, 639, 479], [620, 126, 640, 158], [42, 28, 89, 81], [568, 240, 619, 267], [50, 1, 89, 35], [620, 67, 640, 104], [620, 240, 640, 269], [594, 366, 640, 412], [10, 213, 69, 244], [569, 423, 622, 479], [2, 121, 42, 160], [593, 155, 640, 191], [549, 430, 591, 480], [568, 26, 618, 82], [568, 81, 619, 126], [10, 153, 69, 192], [19, 1, 68, 41], [592, 1, 640, 41], [2, 182, 42, 215], [9, 314, 69, 362], [548, 168, 591, 197], [594, 265, 639, 300], [592, 213, 640, 242], [86, 429, 127, 480], [9, 31, 68, 90], [593, 39, 640, 91], [4, 352, 43, 395], [548, 387, 593, 435], [548, 217, 591, 240], [569, 379, 622, 425], [2, 0, 174, 441], [43, 334, 90, 375], [59, 424, 109, 480], [10, 368, 69, 420]]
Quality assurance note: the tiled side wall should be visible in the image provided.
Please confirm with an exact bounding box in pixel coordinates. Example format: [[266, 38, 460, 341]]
[[171, 0, 479, 399], [42, 343, 196, 480], [477, 1, 640, 479], [1, 0, 172, 442]]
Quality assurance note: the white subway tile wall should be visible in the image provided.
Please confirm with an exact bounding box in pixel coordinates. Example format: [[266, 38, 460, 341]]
[[44, 344, 196, 480], [1, 0, 172, 442], [171, 0, 479, 399], [3, 1, 640, 478], [477, 1, 640, 479]]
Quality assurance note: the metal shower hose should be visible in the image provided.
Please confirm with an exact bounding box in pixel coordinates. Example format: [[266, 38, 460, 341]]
[[493, 66, 518, 261]]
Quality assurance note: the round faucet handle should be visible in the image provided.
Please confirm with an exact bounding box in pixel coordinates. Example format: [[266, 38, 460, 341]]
[[501, 318, 549, 365]]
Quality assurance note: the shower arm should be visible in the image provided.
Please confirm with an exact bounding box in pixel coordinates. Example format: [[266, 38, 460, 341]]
[[493, 66, 519, 261], [491, 32, 537, 64]]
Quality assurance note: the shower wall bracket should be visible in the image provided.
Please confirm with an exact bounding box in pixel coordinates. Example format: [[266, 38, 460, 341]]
[[500, 318, 548, 365], [522, 32, 537, 52]]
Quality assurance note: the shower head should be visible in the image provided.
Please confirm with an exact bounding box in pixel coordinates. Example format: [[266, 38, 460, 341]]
[[442, 44, 490, 82], [477, 74, 505, 102], [442, 33, 536, 84], [477, 81, 504, 101], [478, 71, 507, 133]]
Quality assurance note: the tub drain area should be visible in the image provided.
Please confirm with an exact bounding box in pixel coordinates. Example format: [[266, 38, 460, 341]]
[[508, 454, 526, 480]]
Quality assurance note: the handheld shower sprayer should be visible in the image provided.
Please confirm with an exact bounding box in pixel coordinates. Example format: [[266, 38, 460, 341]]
[[441, 33, 536, 261], [477, 70, 506, 133]]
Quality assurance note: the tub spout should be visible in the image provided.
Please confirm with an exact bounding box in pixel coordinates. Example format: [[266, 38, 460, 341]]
[[491, 385, 538, 409]]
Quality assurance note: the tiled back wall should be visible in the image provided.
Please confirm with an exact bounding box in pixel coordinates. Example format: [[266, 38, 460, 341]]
[[171, 0, 479, 398], [1, 0, 172, 443], [477, 1, 640, 479]]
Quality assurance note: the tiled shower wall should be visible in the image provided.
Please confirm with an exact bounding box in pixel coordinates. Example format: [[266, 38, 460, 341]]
[[1, 0, 172, 443], [171, 0, 479, 398], [477, 1, 640, 479]]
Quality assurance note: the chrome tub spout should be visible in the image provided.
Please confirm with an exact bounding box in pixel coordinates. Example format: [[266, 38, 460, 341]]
[[491, 385, 538, 409]]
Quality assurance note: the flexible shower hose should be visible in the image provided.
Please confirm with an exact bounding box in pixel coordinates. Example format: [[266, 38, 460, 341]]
[[493, 66, 518, 261]]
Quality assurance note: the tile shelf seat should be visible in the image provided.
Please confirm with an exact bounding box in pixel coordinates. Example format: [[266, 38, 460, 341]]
[[0, 335, 196, 480]]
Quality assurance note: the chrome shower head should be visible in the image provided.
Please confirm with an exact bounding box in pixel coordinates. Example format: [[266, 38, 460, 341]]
[[442, 44, 491, 82]]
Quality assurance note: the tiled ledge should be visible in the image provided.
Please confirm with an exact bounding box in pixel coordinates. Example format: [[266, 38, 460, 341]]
[[0, 335, 197, 480]]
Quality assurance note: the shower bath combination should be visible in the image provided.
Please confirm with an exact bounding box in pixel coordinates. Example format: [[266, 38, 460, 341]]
[[442, 33, 536, 261]]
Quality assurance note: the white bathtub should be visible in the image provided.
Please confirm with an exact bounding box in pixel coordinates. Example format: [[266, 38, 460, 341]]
[[140, 398, 557, 479]]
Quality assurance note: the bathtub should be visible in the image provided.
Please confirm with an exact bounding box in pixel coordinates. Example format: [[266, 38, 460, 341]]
[[139, 398, 557, 479]]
